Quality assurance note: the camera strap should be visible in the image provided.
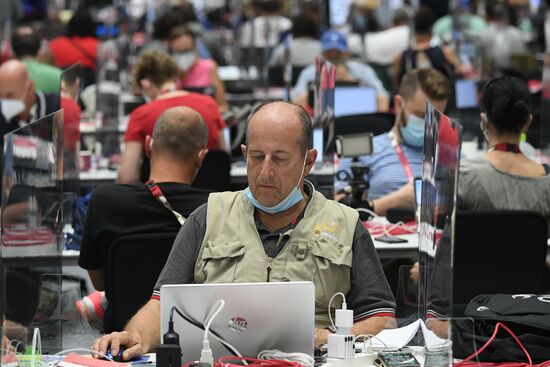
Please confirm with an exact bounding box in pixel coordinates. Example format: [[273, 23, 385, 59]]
[[144, 180, 186, 225]]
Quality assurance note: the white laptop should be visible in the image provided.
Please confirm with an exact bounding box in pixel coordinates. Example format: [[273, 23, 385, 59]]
[[160, 282, 315, 361]]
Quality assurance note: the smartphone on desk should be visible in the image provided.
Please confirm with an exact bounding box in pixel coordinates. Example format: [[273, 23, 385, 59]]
[[376, 235, 408, 244], [374, 352, 420, 367]]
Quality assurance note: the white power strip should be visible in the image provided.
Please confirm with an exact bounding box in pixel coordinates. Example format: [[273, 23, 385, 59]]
[[324, 352, 378, 367]]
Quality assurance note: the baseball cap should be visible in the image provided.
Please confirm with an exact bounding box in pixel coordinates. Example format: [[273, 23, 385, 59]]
[[321, 31, 348, 53]]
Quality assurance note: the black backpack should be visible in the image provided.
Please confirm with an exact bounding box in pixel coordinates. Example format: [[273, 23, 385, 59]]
[[453, 294, 550, 362]]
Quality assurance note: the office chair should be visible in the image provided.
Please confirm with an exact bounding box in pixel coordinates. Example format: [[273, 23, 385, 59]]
[[192, 150, 231, 192], [267, 65, 305, 87], [334, 112, 395, 137], [105, 232, 178, 333], [453, 210, 548, 307]]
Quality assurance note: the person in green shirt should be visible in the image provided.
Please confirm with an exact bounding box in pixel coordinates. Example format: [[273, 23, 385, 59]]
[[11, 25, 62, 94]]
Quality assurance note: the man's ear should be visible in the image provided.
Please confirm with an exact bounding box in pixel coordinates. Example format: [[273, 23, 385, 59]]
[[241, 144, 247, 161], [144, 135, 153, 158], [394, 95, 403, 111], [197, 148, 208, 167], [480, 112, 488, 127], [303, 149, 317, 176]]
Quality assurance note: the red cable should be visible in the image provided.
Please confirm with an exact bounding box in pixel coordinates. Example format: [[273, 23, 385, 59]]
[[454, 322, 532, 367]]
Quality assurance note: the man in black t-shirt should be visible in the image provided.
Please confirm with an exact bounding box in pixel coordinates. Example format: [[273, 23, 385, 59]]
[[78, 106, 211, 330]]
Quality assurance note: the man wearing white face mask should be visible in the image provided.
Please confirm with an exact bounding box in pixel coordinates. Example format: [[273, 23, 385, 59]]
[[336, 68, 450, 216], [0, 60, 58, 136], [168, 26, 228, 112], [91, 101, 397, 360]]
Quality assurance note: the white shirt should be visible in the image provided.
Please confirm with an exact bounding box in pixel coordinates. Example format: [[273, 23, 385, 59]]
[[348, 25, 410, 65]]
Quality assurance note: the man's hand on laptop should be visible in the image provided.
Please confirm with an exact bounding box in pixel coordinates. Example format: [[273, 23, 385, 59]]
[[92, 331, 144, 361]]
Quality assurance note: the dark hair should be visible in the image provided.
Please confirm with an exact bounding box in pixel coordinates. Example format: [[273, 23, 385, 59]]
[[153, 106, 208, 159], [67, 9, 96, 38], [169, 26, 196, 43], [414, 7, 435, 35], [253, 0, 282, 13], [392, 8, 410, 26], [152, 12, 183, 40], [132, 50, 179, 90], [482, 76, 530, 134], [485, 1, 507, 21], [292, 14, 319, 39], [246, 101, 313, 152], [399, 68, 451, 102], [11, 27, 41, 58]]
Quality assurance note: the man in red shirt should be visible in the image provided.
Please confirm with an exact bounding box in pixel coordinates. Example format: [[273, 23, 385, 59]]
[[118, 50, 226, 184]]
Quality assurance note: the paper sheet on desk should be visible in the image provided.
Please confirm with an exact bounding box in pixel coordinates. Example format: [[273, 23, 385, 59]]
[[369, 319, 449, 351]]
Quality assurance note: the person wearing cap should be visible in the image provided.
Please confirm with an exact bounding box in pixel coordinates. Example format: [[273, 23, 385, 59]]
[[292, 30, 389, 111]]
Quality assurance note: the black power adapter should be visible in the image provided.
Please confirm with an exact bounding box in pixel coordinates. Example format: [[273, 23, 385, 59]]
[[157, 318, 182, 367]]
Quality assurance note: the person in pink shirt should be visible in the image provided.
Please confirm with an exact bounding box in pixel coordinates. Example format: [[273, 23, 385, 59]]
[[168, 26, 228, 112]]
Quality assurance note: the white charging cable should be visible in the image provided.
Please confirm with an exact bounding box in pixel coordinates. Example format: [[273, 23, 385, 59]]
[[327, 292, 353, 335], [200, 299, 225, 366], [258, 349, 315, 367]]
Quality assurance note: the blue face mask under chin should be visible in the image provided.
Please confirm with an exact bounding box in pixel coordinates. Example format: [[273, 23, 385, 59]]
[[244, 154, 307, 214], [400, 114, 425, 148]]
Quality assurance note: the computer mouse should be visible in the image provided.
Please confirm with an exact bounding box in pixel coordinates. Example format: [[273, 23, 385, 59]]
[[106, 347, 124, 362]]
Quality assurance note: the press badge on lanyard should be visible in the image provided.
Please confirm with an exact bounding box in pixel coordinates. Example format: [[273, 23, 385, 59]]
[[145, 180, 186, 225]]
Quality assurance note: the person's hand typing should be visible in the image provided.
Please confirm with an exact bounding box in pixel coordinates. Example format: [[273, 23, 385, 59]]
[[92, 331, 144, 361]]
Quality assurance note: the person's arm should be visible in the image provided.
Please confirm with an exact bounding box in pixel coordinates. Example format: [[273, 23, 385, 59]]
[[117, 141, 143, 184], [371, 181, 414, 216], [377, 93, 390, 112], [88, 269, 105, 291], [442, 46, 462, 74], [210, 62, 229, 113], [92, 299, 160, 360]]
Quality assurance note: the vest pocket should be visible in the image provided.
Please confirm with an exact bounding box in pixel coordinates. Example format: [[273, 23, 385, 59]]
[[310, 237, 352, 316], [198, 241, 246, 283]]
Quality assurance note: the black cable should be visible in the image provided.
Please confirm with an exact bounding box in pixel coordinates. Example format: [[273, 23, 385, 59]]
[[169, 306, 238, 356]]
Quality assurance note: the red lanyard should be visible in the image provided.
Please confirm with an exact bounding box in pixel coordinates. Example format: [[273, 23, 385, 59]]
[[145, 180, 186, 225], [488, 143, 521, 153], [391, 136, 414, 182]]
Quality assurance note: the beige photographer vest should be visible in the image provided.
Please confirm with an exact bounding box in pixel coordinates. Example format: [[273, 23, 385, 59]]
[[194, 184, 359, 327]]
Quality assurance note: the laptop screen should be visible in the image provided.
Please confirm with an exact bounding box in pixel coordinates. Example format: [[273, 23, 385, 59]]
[[414, 177, 422, 211], [160, 282, 315, 361], [334, 87, 377, 117], [455, 79, 477, 109], [313, 128, 323, 162]]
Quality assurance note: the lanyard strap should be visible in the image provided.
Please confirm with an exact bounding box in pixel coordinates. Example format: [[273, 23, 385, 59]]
[[145, 180, 186, 225], [390, 135, 414, 182], [488, 143, 521, 154]]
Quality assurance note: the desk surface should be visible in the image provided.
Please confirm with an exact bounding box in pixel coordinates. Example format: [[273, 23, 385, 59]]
[[372, 233, 419, 259]]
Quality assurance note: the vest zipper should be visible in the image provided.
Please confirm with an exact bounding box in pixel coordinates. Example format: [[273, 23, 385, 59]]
[[266, 257, 273, 281]]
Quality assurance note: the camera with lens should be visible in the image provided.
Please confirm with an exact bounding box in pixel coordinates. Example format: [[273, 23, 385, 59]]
[[335, 133, 374, 220]]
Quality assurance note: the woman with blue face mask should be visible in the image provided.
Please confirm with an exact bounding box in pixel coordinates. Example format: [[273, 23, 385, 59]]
[[168, 26, 228, 112]]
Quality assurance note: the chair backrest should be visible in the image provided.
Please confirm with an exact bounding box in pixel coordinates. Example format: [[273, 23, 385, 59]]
[[334, 112, 395, 137], [192, 150, 231, 192], [267, 65, 306, 87], [453, 210, 548, 306], [105, 232, 178, 332]]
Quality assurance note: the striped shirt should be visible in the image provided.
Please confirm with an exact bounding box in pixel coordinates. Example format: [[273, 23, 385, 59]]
[[335, 133, 424, 199]]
